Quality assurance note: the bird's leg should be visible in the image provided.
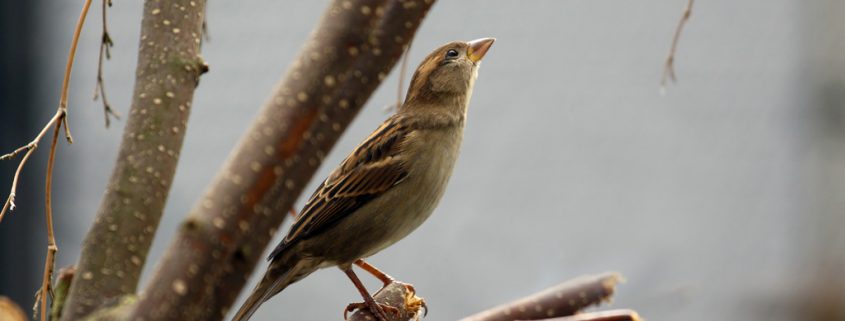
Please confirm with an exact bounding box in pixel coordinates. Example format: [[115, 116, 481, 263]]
[[354, 259, 426, 316], [341, 266, 399, 321], [354, 260, 418, 293], [354, 259, 395, 286]]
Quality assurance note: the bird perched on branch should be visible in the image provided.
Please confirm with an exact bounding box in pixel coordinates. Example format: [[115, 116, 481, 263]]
[[232, 37, 495, 321]]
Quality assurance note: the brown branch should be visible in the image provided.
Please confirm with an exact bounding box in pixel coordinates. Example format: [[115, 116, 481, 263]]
[[458, 273, 623, 321], [0, 0, 90, 222], [660, 0, 694, 90], [3, 2, 91, 315], [33, 123, 62, 321], [537, 309, 641, 321], [93, 0, 120, 128], [59, 0, 208, 319], [124, 1, 435, 320]]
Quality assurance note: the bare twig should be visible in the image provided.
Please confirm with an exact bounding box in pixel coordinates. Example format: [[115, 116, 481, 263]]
[[660, 0, 694, 91], [93, 0, 120, 127], [0, 145, 33, 161], [201, 4, 210, 42], [33, 123, 62, 321], [396, 42, 413, 110], [1, 111, 60, 223], [458, 273, 623, 321], [0, 0, 90, 222], [537, 310, 642, 321], [383, 41, 412, 113]]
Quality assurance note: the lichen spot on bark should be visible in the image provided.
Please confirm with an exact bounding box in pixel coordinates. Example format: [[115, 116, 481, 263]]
[[172, 279, 187, 296]]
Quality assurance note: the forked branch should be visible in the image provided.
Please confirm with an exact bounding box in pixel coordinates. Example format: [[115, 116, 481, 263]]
[[1, 0, 93, 319], [0, 0, 89, 222]]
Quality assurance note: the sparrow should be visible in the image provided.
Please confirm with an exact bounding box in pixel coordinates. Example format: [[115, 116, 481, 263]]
[[231, 37, 495, 321]]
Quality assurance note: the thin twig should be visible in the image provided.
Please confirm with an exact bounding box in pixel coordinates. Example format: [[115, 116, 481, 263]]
[[384, 42, 412, 113], [0, 0, 90, 222], [94, 0, 120, 127], [0, 144, 34, 161], [201, 5, 210, 43], [2, 0, 90, 318], [34, 123, 62, 321], [57, 0, 91, 143], [660, 0, 694, 92], [397, 41, 412, 106], [1, 111, 61, 223]]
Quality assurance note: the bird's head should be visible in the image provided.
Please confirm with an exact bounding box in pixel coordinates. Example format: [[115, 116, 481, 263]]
[[403, 38, 495, 106]]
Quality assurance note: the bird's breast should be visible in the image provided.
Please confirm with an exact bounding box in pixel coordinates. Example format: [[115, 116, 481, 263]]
[[364, 125, 465, 254]]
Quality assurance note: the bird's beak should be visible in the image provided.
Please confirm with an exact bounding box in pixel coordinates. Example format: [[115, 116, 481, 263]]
[[467, 37, 495, 63]]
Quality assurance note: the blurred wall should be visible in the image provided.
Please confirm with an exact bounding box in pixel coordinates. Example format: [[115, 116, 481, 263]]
[[0, 1, 842, 321], [0, 0, 44, 309]]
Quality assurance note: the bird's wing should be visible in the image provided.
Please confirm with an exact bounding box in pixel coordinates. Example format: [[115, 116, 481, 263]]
[[268, 115, 411, 260]]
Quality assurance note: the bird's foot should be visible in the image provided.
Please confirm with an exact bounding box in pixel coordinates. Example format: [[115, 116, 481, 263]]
[[344, 301, 400, 321], [401, 283, 427, 318]]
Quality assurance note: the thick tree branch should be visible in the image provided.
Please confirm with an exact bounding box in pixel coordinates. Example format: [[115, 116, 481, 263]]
[[458, 272, 622, 321], [536, 310, 641, 321], [124, 1, 435, 320], [60, 0, 208, 319]]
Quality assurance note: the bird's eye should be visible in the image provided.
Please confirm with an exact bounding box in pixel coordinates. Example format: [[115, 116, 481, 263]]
[[445, 49, 459, 59]]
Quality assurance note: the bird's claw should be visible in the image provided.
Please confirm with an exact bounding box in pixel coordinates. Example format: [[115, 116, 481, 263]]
[[400, 283, 427, 318], [344, 301, 399, 321]]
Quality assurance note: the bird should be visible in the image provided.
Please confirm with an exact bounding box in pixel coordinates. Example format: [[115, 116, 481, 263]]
[[231, 37, 495, 321]]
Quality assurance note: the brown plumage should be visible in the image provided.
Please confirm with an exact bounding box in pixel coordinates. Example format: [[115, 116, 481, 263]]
[[231, 38, 494, 321]]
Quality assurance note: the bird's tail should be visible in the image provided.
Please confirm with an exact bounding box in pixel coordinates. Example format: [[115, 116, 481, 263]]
[[230, 252, 319, 321]]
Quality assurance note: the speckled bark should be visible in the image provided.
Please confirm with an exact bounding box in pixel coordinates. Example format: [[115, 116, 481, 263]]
[[458, 273, 622, 321], [126, 1, 434, 320], [531, 310, 641, 321], [61, 0, 207, 320]]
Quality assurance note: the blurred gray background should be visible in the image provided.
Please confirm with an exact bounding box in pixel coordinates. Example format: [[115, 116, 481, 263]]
[[1, 0, 843, 320]]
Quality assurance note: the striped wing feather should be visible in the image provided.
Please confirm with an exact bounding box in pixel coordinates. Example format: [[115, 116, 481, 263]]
[[268, 116, 411, 260]]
